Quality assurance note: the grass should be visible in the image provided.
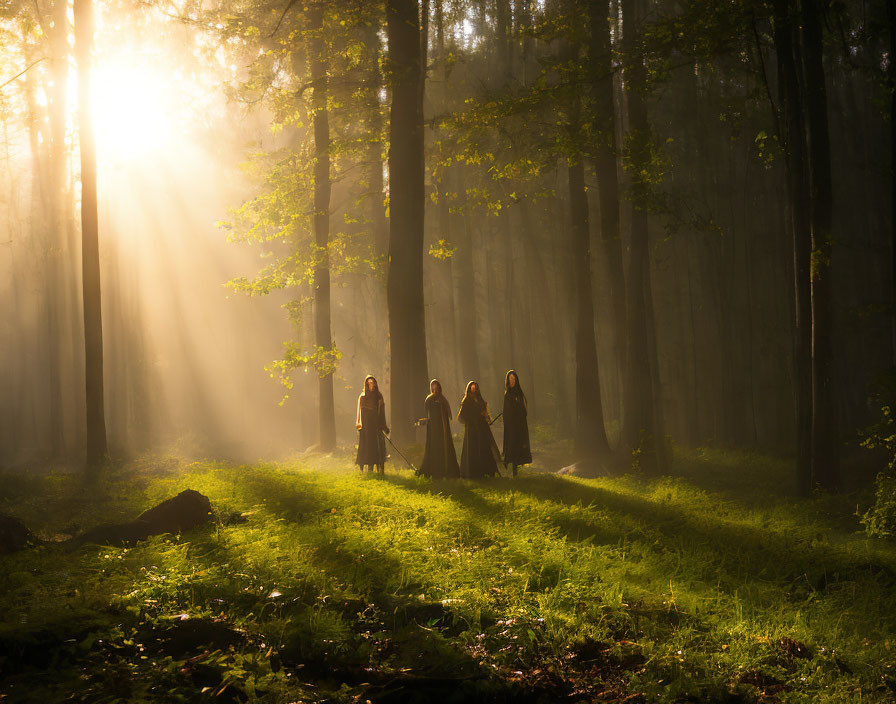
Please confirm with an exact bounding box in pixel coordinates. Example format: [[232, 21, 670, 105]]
[[1, 437, 895, 703]]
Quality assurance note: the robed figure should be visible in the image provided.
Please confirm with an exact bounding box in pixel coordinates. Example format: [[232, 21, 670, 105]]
[[458, 381, 501, 479], [418, 379, 460, 479], [356, 375, 389, 473], [502, 369, 532, 477]]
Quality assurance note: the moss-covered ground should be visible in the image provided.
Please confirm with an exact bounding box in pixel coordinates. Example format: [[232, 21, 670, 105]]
[[1, 438, 895, 703]]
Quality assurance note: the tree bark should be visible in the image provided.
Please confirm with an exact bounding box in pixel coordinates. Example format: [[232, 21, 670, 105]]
[[569, 158, 611, 459], [889, 0, 896, 365], [772, 0, 812, 496], [619, 0, 664, 473], [310, 5, 336, 451], [587, 0, 626, 421], [457, 195, 481, 383], [386, 0, 428, 445], [801, 0, 840, 491], [364, 23, 388, 256], [74, 0, 108, 468]]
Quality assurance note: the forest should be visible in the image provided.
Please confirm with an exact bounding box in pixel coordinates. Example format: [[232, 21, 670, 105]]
[[2, 0, 896, 701]]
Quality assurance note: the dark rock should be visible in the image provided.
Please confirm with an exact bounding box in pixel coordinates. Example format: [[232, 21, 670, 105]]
[[71, 489, 212, 547], [0, 513, 37, 554], [137, 489, 212, 533]]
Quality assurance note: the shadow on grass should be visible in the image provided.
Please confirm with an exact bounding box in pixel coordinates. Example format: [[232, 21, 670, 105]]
[[373, 471, 896, 631]]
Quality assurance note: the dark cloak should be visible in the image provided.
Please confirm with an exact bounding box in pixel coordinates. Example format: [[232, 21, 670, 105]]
[[458, 381, 501, 479], [419, 381, 460, 478], [356, 376, 389, 467], [502, 370, 532, 466]]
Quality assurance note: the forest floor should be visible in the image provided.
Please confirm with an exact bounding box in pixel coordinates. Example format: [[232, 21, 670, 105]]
[[1, 432, 896, 703]]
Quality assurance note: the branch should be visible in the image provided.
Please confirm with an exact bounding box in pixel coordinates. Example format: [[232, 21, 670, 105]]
[[269, 0, 300, 37], [0, 57, 48, 91]]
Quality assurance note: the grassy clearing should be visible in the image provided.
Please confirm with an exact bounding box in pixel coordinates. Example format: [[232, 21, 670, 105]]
[[1, 441, 895, 703]]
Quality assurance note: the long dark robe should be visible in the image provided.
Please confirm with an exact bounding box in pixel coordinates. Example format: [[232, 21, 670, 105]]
[[503, 389, 532, 466], [356, 393, 388, 466], [419, 393, 460, 478], [459, 397, 501, 478]]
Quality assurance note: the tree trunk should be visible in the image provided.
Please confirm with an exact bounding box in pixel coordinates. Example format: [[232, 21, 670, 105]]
[[457, 196, 481, 383], [364, 24, 388, 256], [438, 167, 460, 388], [773, 0, 812, 496], [386, 0, 428, 445], [800, 0, 840, 491], [310, 6, 336, 451], [619, 0, 663, 473], [37, 0, 72, 458], [588, 0, 626, 424], [569, 159, 611, 459], [74, 0, 108, 468], [495, 0, 511, 78], [889, 0, 896, 365]]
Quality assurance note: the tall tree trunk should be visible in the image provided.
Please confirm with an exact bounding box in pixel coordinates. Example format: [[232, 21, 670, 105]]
[[437, 166, 460, 388], [36, 0, 72, 457], [773, 0, 812, 496], [889, 0, 896, 365], [310, 6, 336, 450], [74, 0, 107, 468], [619, 0, 665, 473], [513, 0, 535, 84], [588, 0, 626, 423], [386, 0, 428, 445], [23, 56, 49, 458], [364, 24, 388, 256], [457, 197, 481, 382], [569, 158, 611, 460], [495, 0, 511, 78], [801, 0, 840, 490]]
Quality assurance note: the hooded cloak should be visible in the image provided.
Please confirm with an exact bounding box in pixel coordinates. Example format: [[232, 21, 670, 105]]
[[355, 375, 388, 467], [458, 381, 501, 479], [502, 370, 532, 466], [418, 379, 460, 478]]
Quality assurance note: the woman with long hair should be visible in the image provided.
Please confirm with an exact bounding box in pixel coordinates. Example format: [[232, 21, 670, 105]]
[[502, 369, 531, 477], [355, 375, 389, 474], [418, 379, 460, 479], [457, 381, 501, 479]]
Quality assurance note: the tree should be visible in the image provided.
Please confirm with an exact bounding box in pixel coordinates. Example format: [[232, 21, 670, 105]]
[[73, 0, 108, 468], [619, 0, 667, 473], [386, 0, 428, 445], [801, 0, 840, 490], [587, 0, 626, 409], [309, 4, 336, 451], [772, 0, 812, 495]]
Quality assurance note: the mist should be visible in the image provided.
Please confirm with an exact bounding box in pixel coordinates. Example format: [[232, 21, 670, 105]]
[[0, 0, 893, 483]]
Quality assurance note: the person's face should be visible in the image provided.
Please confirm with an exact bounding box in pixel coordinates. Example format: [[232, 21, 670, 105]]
[[509, 374, 517, 388], [470, 383, 478, 395], [431, 381, 439, 394], [367, 378, 375, 391]]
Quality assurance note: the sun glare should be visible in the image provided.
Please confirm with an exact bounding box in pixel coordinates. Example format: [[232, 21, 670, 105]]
[[91, 54, 176, 163]]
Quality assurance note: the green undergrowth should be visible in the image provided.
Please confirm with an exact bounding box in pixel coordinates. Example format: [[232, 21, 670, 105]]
[[1, 446, 895, 703]]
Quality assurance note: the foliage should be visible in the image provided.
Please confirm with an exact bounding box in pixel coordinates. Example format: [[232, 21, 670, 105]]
[[428, 238, 456, 260], [266, 342, 342, 403], [1, 446, 895, 703], [861, 405, 896, 538]]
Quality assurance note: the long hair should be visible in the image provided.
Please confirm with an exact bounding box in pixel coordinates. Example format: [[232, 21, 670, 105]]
[[460, 380, 488, 420], [363, 375, 382, 400], [428, 379, 451, 418], [504, 369, 526, 403], [462, 380, 481, 403]]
